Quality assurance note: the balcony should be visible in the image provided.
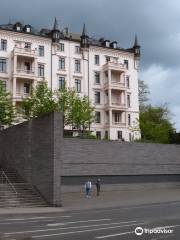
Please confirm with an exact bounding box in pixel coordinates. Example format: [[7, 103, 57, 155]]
[[104, 80, 126, 90], [112, 121, 126, 127], [13, 47, 36, 58], [14, 92, 30, 101], [111, 102, 126, 109], [105, 102, 127, 110], [103, 61, 126, 72], [14, 69, 35, 80]]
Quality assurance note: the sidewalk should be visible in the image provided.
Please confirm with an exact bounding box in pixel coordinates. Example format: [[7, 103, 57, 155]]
[[0, 187, 180, 216], [62, 187, 180, 210]]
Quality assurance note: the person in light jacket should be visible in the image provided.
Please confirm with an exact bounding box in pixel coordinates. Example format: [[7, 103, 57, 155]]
[[85, 181, 92, 198]]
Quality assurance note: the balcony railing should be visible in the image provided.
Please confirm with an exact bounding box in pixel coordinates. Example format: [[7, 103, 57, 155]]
[[14, 69, 35, 79], [113, 122, 126, 126], [16, 92, 30, 98], [103, 61, 126, 72], [111, 81, 125, 87], [112, 102, 126, 107], [104, 81, 126, 90], [13, 47, 36, 57], [16, 69, 35, 75]]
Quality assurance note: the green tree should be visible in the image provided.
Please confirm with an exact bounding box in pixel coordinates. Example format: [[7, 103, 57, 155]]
[[138, 79, 150, 112], [170, 131, 180, 144], [56, 86, 94, 130], [71, 95, 94, 130], [23, 84, 94, 132], [0, 80, 14, 127], [22, 83, 57, 119], [139, 104, 174, 143]]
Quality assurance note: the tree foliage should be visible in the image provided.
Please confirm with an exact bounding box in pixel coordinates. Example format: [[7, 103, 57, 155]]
[[55, 86, 94, 130], [22, 83, 94, 131], [0, 80, 14, 127], [22, 83, 57, 119], [139, 104, 175, 143], [138, 79, 150, 112]]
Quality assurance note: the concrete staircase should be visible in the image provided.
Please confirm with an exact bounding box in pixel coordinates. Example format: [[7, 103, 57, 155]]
[[0, 168, 48, 207]]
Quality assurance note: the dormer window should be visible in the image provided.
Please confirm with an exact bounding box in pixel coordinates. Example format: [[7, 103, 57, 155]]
[[52, 31, 60, 42], [24, 25, 32, 33], [16, 26, 21, 31], [110, 41, 117, 49], [104, 40, 110, 47], [135, 47, 140, 55], [14, 22, 22, 32], [113, 42, 117, 48]]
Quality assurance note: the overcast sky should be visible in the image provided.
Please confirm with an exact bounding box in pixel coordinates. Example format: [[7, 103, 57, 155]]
[[1, 0, 180, 130]]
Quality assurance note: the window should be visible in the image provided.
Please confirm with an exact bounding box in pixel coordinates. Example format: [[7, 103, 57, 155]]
[[113, 57, 118, 63], [128, 114, 131, 126], [1, 81, 6, 91], [114, 112, 121, 123], [0, 58, 7, 72], [129, 133, 132, 142], [24, 83, 30, 94], [117, 130, 122, 140], [16, 26, 21, 31], [38, 64, 44, 77], [1, 39, 7, 51], [112, 41, 117, 49], [95, 55, 100, 65], [96, 131, 101, 139], [94, 71, 100, 84], [59, 43, 64, 52], [127, 94, 131, 107], [59, 57, 65, 70], [24, 42, 31, 49], [106, 56, 110, 62], [24, 62, 31, 71], [75, 59, 81, 72], [75, 79, 81, 93], [105, 131, 108, 139], [39, 45, 44, 56], [59, 76, 65, 89], [124, 59, 129, 69], [26, 27, 31, 33], [95, 91, 100, 104], [75, 46, 81, 54], [105, 41, 110, 47], [95, 112, 101, 123], [126, 76, 130, 88]]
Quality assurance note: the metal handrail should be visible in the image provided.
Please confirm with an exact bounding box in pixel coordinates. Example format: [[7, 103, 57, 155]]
[[1, 171, 18, 196]]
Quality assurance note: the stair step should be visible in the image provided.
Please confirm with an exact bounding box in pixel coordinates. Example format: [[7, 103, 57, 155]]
[[0, 169, 48, 207]]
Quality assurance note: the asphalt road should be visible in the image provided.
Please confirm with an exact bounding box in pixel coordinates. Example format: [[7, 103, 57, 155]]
[[0, 201, 180, 240]]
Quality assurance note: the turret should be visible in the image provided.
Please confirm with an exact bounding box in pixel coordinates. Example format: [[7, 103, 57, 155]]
[[51, 17, 61, 42], [80, 23, 89, 48], [133, 34, 141, 69]]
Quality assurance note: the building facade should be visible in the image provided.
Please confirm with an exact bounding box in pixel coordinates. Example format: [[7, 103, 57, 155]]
[[0, 19, 141, 141]]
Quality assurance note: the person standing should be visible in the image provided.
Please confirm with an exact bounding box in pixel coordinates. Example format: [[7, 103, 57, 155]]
[[85, 180, 92, 198], [96, 179, 101, 196]]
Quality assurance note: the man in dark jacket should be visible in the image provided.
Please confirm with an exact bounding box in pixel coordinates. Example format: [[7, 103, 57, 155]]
[[96, 179, 101, 196]]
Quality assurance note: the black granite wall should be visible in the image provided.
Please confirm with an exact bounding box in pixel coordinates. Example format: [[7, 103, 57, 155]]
[[0, 112, 63, 206]]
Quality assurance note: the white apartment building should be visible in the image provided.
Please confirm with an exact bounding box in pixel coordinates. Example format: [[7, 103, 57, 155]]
[[0, 19, 141, 141]]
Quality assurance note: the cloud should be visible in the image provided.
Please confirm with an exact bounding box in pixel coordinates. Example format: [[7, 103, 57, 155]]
[[0, 0, 180, 130], [140, 64, 180, 130]]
